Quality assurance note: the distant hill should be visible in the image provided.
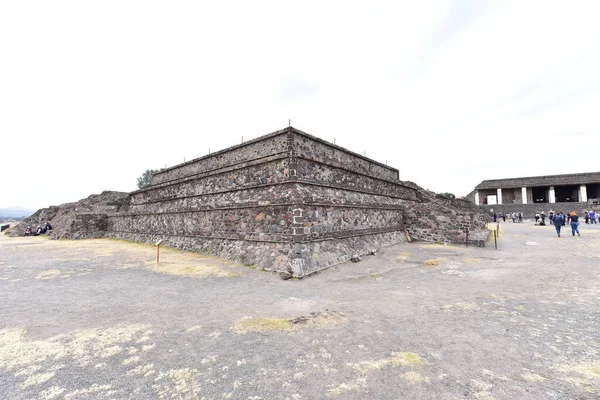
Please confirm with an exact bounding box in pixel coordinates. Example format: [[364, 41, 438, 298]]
[[0, 207, 36, 218]]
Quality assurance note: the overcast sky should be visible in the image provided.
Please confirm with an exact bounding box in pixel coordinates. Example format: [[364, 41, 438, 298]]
[[2, 1, 599, 210]]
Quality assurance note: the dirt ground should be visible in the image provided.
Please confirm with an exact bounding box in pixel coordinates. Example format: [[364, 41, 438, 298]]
[[1, 221, 600, 399]]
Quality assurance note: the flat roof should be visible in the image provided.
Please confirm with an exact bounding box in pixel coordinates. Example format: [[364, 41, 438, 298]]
[[475, 171, 600, 189]]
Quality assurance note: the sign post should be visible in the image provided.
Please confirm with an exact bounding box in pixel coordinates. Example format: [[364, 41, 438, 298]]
[[155, 239, 163, 264]]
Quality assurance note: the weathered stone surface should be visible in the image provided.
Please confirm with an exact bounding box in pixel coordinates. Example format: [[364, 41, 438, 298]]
[[6, 191, 129, 239], [9, 128, 489, 278]]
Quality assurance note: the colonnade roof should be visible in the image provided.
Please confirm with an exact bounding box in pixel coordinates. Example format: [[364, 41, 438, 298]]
[[475, 171, 600, 190]]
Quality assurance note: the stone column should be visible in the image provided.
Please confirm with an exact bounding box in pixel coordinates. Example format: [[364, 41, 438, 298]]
[[475, 190, 480, 205], [580, 185, 588, 202], [521, 187, 527, 204], [549, 186, 556, 203], [496, 188, 503, 205]]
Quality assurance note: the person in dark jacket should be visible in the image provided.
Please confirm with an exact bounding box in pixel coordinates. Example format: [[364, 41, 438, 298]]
[[553, 212, 564, 237], [541, 212, 546, 225], [568, 212, 580, 236]]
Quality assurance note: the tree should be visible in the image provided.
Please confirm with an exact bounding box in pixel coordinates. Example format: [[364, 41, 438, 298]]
[[137, 169, 162, 189], [436, 192, 456, 200]]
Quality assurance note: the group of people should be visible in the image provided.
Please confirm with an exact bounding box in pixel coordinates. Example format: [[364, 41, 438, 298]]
[[549, 211, 581, 237], [24, 222, 53, 236], [584, 210, 598, 224], [492, 210, 598, 238], [493, 212, 523, 223]]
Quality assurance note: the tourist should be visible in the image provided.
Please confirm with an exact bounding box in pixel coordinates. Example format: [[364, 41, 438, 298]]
[[502, 213, 506, 222], [553, 212, 564, 237], [535, 213, 540, 225], [590, 210, 597, 224], [493, 213, 497, 222], [24, 226, 32, 236], [541, 212, 546, 225], [518, 212, 523, 223], [568, 212, 580, 236], [584, 211, 589, 224]]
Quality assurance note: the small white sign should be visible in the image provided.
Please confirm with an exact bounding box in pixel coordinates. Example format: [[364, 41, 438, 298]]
[[155, 239, 163, 246]]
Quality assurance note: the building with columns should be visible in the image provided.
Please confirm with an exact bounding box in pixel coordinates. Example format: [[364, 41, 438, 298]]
[[470, 172, 600, 216]]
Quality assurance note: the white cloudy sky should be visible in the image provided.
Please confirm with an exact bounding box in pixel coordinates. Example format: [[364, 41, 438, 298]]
[[1, 1, 599, 210]]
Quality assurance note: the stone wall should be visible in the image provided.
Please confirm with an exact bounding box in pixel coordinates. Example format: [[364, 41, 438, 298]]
[[502, 189, 517, 204], [290, 130, 399, 181], [526, 188, 534, 204], [405, 198, 487, 244], [151, 131, 290, 185], [14, 128, 487, 278], [107, 127, 489, 277]]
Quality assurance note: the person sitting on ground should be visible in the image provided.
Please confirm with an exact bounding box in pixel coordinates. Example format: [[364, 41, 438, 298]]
[[568, 211, 580, 236], [34, 226, 43, 236], [45, 222, 53, 231], [24, 226, 32, 236]]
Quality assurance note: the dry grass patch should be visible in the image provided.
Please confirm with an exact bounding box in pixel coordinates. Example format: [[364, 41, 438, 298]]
[[234, 311, 346, 334], [149, 261, 239, 278], [234, 318, 291, 333], [3, 236, 240, 278], [349, 351, 424, 374], [423, 258, 446, 267], [441, 302, 480, 312], [522, 373, 548, 382], [417, 243, 465, 252], [36, 270, 61, 280], [0, 324, 152, 393], [327, 377, 367, 396], [331, 351, 424, 396], [403, 371, 429, 384], [556, 359, 600, 393]]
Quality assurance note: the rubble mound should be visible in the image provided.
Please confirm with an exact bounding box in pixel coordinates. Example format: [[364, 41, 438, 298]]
[[6, 191, 129, 239]]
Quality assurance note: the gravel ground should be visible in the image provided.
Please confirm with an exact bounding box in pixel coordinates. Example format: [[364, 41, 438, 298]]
[[1, 221, 600, 399]]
